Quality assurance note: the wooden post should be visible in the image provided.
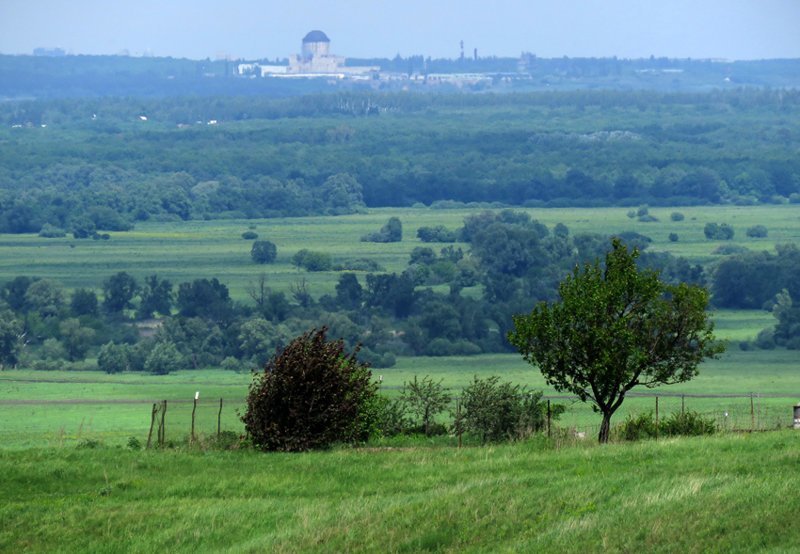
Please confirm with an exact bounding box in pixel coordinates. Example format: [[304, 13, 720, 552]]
[[146, 403, 157, 449], [750, 393, 755, 431], [191, 397, 198, 444], [547, 399, 552, 439], [681, 394, 685, 415], [159, 400, 167, 447], [456, 398, 462, 449], [218, 398, 223, 437], [655, 396, 659, 441]]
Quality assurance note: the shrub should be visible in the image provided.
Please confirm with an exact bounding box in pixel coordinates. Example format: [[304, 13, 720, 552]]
[[400, 376, 451, 436], [660, 411, 716, 436], [704, 222, 734, 240], [617, 410, 716, 441], [670, 212, 685, 222], [460, 376, 560, 443], [417, 225, 457, 243], [292, 249, 332, 271], [220, 356, 244, 371], [361, 217, 402, 243], [97, 342, 129, 374], [755, 328, 776, 349], [242, 328, 379, 451], [374, 396, 411, 437], [144, 341, 184, 374], [616, 412, 657, 441], [39, 223, 66, 238], [333, 258, 385, 272], [746, 225, 768, 238], [615, 231, 652, 250], [251, 240, 277, 264], [669, 233, 679, 242], [241, 231, 259, 240]]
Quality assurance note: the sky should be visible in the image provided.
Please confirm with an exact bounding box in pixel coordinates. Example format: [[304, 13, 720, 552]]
[[1, 0, 799, 61]]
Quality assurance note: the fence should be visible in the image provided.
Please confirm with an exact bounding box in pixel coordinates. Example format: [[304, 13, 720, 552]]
[[538, 392, 796, 441], [144, 396, 235, 448], [140, 391, 798, 449]]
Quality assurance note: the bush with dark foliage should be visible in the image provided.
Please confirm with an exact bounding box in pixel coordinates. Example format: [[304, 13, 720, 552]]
[[242, 327, 379, 451]]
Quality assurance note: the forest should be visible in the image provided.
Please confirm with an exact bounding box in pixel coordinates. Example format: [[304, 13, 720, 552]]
[[1, 89, 799, 236]]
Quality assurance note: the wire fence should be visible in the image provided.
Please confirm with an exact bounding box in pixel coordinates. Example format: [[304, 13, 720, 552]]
[[132, 391, 799, 448]]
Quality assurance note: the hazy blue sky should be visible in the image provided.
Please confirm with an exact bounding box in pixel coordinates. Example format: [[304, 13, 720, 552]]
[[1, 0, 798, 61]]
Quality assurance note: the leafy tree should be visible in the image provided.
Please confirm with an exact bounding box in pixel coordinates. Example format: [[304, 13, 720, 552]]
[[70, 288, 99, 317], [137, 274, 172, 319], [144, 341, 184, 375], [335, 273, 363, 310], [320, 173, 364, 213], [400, 375, 450, 436], [242, 327, 379, 451], [59, 318, 95, 361], [0, 311, 23, 367], [251, 240, 278, 264], [2, 276, 37, 312], [238, 318, 290, 367], [24, 279, 65, 318], [102, 272, 138, 314], [508, 239, 723, 443], [176, 278, 232, 322], [97, 342, 129, 374]]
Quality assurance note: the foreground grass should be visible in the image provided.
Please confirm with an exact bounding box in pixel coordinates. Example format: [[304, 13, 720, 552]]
[[1, 431, 798, 552]]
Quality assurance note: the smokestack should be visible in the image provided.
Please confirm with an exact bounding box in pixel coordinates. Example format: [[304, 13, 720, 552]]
[[460, 40, 464, 61], [474, 48, 478, 61]]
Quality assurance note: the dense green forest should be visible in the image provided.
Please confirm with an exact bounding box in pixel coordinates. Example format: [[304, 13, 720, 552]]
[[1, 89, 799, 236]]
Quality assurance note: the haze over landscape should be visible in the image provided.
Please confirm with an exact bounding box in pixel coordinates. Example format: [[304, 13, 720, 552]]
[[1, 0, 799, 60]]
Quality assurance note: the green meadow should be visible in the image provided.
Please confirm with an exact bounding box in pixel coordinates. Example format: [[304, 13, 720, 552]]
[[1, 204, 798, 300], [2, 347, 797, 449], [1, 431, 799, 552], [1, 204, 798, 447]]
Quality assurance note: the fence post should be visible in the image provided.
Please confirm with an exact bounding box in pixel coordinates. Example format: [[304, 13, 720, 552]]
[[750, 393, 755, 431], [159, 400, 167, 447], [655, 396, 659, 441], [146, 402, 157, 449], [191, 395, 198, 444], [547, 399, 552, 439], [681, 394, 685, 415], [218, 398, 223, 437], [456, 398, 463, 449]]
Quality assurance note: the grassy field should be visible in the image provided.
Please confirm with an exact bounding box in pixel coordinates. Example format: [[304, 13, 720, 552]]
[[0, 203, 796, 447], [0, 204, 798, 300], [1, 347, 797, 449], [1, 430, 798, 552]]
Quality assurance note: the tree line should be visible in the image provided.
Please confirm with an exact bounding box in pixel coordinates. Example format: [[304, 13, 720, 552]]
[[4, 210, 757, 374], [2, 90, 799, 235]]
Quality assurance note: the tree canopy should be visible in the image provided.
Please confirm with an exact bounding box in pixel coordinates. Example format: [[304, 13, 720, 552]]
[[508, 238, 724, 443]]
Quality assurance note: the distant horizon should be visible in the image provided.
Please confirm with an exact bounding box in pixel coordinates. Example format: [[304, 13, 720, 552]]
[[2, 1, 799, 62]]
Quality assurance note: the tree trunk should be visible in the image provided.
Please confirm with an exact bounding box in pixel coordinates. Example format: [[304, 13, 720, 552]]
[[598, 412, 612, 443]]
